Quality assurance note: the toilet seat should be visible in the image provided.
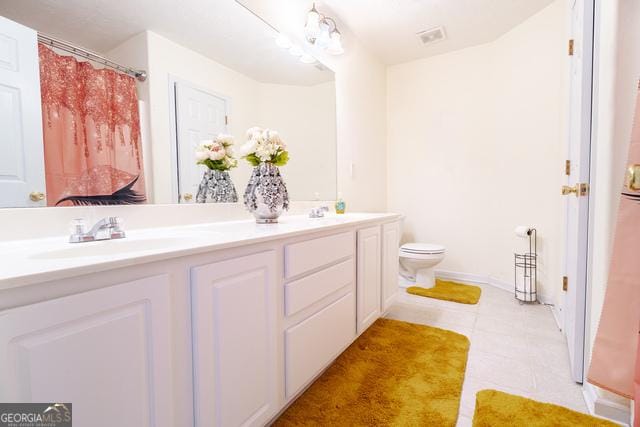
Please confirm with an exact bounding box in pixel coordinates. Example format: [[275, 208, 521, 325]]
[[400, 243, 445, 255]]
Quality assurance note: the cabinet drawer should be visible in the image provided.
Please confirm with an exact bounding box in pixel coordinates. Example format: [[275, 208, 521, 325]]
[[285, 258, 354, 317], [285, 292, 355, 398], [284, 231, 354, 278]]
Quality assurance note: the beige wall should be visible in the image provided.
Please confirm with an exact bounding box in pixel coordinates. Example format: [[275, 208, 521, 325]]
[[256, 81, 337, 200], [387, 1, 568, 302]]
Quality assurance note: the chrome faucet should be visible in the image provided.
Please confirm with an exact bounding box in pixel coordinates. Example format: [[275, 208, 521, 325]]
[[309, 206, 329, 218], [69, 217, 125, 243]]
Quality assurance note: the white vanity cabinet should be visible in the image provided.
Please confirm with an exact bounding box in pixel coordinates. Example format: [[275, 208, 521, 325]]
[[0, 274, 174, 427], [381, 221, 401, 312], [191, 251, 279, 427], [356, 225, 382, 334], [0, 214, 402, 427]]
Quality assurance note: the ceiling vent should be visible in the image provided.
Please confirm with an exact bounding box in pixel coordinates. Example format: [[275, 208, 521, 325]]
[[417, 26, 446, 45]]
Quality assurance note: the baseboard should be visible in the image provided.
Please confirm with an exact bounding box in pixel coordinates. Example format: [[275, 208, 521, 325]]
[[582, 383, 631, 426], [433, 270, 490, 286], [434, 270, 513, 295]]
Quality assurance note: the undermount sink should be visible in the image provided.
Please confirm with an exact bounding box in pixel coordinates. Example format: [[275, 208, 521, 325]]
[[30, 237, 194, 260]]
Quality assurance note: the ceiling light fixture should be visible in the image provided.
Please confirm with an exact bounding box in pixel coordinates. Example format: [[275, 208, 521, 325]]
[[304, 3, 344, 55]]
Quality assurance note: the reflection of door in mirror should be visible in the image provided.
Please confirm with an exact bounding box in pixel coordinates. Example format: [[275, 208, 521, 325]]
[[0, 16, 46, 208], [174, 82, 228, 203]]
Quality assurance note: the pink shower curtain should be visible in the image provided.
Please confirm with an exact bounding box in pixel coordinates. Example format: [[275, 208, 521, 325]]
[[38, 44, 146, 206], [588, 88, 640, 416]]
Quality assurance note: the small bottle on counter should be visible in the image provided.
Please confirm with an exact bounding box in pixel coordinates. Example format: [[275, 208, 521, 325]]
[[335, 192, 346, 214]]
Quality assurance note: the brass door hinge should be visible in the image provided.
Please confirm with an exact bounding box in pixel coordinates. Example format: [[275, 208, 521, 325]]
[[225, 115, 229, 125], [562, 276, 568, 292], [568, 39, 574, 56], [565, 160, 571, 176]]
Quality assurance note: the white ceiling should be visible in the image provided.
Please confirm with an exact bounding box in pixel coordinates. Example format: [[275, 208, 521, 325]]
[[0, 0, 334, 85], [322, 0, 555, 65]]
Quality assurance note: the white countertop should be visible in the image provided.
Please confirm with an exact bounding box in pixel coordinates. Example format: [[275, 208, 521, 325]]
[[0, 213, 400, 290]]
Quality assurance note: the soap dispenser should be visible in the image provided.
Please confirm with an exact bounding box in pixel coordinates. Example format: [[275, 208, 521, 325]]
[[335, 192, 346, 214]]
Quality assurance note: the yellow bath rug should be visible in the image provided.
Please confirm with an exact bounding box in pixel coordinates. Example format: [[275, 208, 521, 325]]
[[274, 318, 470, 426], [472, 390, 617, 427], [407, 279, 482, 304]]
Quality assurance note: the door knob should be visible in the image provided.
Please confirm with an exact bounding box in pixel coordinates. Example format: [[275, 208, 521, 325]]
[[562, 183, 588, 197], [183, 193, 193, 202], [625, 164, 640, 191], [29, 191, 45, 202]]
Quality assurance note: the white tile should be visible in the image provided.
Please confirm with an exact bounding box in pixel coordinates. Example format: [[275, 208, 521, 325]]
[[474, 314, 525, 336], [431, 307, 477, 328], [455, 415, 473, 427], [532, 369, 588, 413], [470, 329, 529, 360], [466, 349, 536, 392]]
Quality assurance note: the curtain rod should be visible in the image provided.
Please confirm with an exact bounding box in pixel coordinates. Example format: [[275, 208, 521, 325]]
[[37, 33, 147, 82]]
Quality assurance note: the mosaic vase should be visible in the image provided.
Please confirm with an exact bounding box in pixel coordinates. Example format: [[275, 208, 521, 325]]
[[195, 169, 238, 203], [243, 162, 289, 223]]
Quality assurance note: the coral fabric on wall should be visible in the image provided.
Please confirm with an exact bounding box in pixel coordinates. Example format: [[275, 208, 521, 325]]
[[635, 332, 639, 427], [588, 89, 640, 401], [38, 44, 146, 206]]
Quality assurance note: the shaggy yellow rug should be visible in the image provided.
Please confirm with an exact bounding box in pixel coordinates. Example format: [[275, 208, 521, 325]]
[[407, 279, 482, 304], [274, 318, 470, 426], [473, 390, 618, 427]]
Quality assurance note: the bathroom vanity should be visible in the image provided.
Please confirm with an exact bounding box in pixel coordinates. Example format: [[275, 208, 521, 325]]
[[0, 213, 401, 427]]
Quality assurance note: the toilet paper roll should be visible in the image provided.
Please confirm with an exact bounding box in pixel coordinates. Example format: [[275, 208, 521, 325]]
[[514, 226, 531, 238]]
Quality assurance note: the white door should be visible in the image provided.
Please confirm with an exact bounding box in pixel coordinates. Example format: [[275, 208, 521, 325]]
[[381, 221, 400, 312], [174, 82, 228, 203], [562, 0, 594, 383], [0, 16, 45, 207], [191, 251, 279, 427], [357, 226, 381, 334], [0, 275, 174, 427]]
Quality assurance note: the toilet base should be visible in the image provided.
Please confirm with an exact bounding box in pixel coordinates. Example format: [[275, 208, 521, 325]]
[[416, 268, 436, 289]]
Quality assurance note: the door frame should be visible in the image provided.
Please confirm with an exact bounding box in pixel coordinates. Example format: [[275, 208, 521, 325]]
[[168, 77, 232, 203]]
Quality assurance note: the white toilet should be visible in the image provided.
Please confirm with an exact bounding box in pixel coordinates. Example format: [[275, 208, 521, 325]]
[[399, 243, 446, 289]]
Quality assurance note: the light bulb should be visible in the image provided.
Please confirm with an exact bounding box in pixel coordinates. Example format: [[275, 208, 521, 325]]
[[315, 21, 331, 49], [299, 53, 316, 64], [289, 45, 304, 57], [304, 5, 321, 42], [275, 34, 292, 49], [327, 30, 344, 55]]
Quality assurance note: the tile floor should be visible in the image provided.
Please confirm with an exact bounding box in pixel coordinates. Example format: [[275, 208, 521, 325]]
[[384, 283, 588, 427]]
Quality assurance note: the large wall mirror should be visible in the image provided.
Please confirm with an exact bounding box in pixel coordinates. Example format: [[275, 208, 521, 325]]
[[0, 1, 336, 208]]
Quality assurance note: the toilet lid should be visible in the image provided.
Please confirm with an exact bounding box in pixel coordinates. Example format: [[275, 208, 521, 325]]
[[400, 243, 445, 254]]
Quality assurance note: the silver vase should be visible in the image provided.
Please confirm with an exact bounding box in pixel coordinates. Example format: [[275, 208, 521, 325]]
[[243, 162, 289, 223], [196, 169, 238, 203]]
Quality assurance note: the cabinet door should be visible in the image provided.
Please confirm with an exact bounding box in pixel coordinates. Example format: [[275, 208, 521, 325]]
[[381, 221, 400, 312], [0, 275, 174, 427], [357, 226, 381, 334], [191, 251, 278, 427]]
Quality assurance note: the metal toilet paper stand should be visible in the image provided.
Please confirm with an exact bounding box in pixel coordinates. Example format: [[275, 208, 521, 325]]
[[514, 228, 537, 303]]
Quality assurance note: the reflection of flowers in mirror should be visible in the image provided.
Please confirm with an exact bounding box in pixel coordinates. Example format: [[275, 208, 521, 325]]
[[195, 134, 238, 171], [240, 127, 289, 167]]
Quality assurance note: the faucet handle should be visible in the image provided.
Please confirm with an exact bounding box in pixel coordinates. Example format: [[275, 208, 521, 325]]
[[109, 217, 126, 239], [70, 218, 86, 235]]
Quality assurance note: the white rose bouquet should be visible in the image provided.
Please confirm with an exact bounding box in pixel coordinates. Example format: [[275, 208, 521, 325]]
[[195, 134, 238, 171], [240, 127, 289, 167]]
